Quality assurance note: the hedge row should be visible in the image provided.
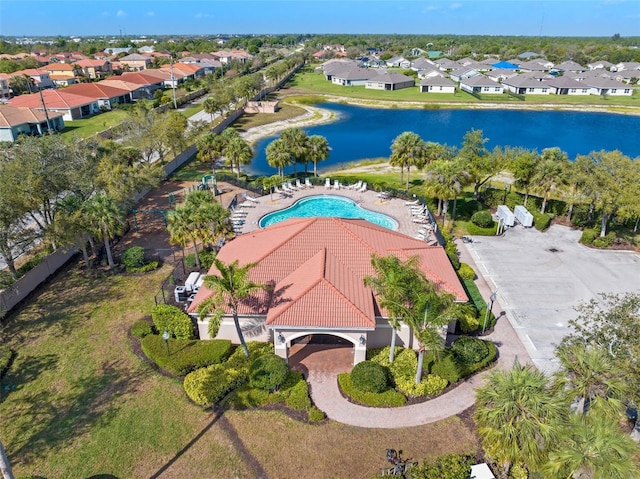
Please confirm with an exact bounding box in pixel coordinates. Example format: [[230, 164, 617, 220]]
[[141, 335, 232, 376], [151, 304, 194, 340], [225, 370, 312, 411], [337, 373, 407, 407]]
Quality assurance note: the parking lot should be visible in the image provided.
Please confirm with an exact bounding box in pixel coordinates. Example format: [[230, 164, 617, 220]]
[[464, 224, 640, 373]]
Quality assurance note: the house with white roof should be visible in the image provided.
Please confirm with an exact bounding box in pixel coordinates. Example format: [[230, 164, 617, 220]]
[[583, 77, 633, 96], [385, 56, 411, 68], [365, 72, 414, 91], [331, 68, 371, 86], [587, 60, 614, 71], [502, 75, 550, 95], [485, 69, 519, 83], [449, 67, 482, 83], [544, 76, 590, 95], [552, 60, 586, 73]]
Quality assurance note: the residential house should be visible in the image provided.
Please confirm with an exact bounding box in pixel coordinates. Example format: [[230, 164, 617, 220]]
[[457, 57, 476, 67], [612, 62, 640, 72], [331, 67, 371, 86], [365, 72, 415, 91], [459, 75, 504, 95], [187, 217, 467, 364], [75, 59, 113, 79], [211, 50, 253, 64], [43, 62, 76, 78], [411, 57, 435, 71], [485, 69, 519, 83], [587, 60, 614, 71], [419, 76, 456, 93], [449, 67, 481, 83], [61, 83, 132, 109], [103, 47, 132, 56], [0, 74, 11, 99], [8, 89, 100, 121], [490, 61, 520, 71], [322, 59, 359, 81], [502, 75, 550, 95], [518, 51, 542, 60], [179, 56, 222, 74], [544, 76, 590, 95], [11, 69, 55, 90], [118, 53, 152, 71], [0, 105, 65, 141], [583, 77, 633, 96], [517, 59, 554, 72], [116, 71, 165, 98], [416, 66, 445, 80], [433, 58, 460, 71], [96, 78, 149, 100], [410, 47, 426, 57], [552, 60, 586, 74], [385, 56, 411, 68]]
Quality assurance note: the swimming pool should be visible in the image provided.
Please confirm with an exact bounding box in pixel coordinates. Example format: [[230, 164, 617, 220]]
[[259, 195, 399, 230]]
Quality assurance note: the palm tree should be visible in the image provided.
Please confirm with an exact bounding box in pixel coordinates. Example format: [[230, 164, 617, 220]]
[[532, 147, 568, 214], [408, 288, 473, 384], [280, 127, 309, 177], [306, 135, 330, 177], [553, 343, 628, 420], [225, 135, 253, 179], [202, 97, 221, 122], [509, 149, 540, 207], [196, 132, 224, 176], [474, 362, 568, 478], [389, 131, 428, 191], [81, 193, 125, 269], [424, 159, 469, 223], [198, 258, 269, 357], [266, 138, 291, 179], [544, 413, 639, 479], [364, 254, 421, 363]]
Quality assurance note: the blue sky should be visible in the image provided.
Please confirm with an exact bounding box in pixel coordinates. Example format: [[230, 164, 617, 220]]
[[1, 0, 638, 37]]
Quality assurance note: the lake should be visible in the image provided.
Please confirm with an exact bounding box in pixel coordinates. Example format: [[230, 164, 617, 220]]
[[245, 103, 640, 176]]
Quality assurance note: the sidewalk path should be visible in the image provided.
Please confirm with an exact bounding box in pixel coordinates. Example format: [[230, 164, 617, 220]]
[[301, 238, 533, 428]]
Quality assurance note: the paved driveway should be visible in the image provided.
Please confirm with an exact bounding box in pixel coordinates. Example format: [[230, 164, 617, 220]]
[[464, 224, 640, 373]]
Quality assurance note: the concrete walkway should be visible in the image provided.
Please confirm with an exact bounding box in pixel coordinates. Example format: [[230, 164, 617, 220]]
[[295, 238, 532, 428]]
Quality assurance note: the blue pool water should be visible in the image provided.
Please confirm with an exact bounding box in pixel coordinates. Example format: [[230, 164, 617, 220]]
[[246, 103, 640, 176], [259, 195, 399, 230]]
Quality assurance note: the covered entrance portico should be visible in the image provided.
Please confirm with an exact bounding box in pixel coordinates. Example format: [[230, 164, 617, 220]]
[[273, 329, 370, 366]]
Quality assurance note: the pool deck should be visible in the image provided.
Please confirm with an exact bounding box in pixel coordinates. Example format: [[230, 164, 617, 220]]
[[232, 183, 439, 244]]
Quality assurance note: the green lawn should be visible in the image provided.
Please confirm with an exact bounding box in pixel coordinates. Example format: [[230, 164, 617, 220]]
[[0, 256, 477, 478], [62, 109, 130, 139]]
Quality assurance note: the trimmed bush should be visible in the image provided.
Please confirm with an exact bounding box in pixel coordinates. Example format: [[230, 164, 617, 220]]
[[471, 210, 494, 228], [465, 222, 496, 236], [457, 263, 476, 281], [184, 363, 245, 406], [593, 231, 616, 248], [531, 210, 553, 231], [283, 373, 312, 410], [151, 304, 194, 340], [368, 347, 418, 384], [308, 406, 326, 422], [409, 454, 474, 479], [580, 228, 597, 245], [395, 374, 448, 397], [249, 353, 288, 391], [431, 353, 462, 384], [141, 335, 232, 376], [452, 336, 489, 364], [458, 312, 480, 334], [477, 306, 497, 333], [459, 341, 498, 377], [131, 320, 153, 339], [122, 246, 145, 270], [463, 279, 485, 312], [350, 360, 388, 393], [337, 373, 407, 407]]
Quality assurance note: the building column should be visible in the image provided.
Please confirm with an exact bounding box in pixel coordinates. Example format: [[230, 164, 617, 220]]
[[274, 331, 288, 363], [354, 334, 367, 365]]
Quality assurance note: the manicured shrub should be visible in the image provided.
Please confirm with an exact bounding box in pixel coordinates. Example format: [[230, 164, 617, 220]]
[[409, 454, 474, 479], [471, 210, 494, 228], [283, 373, 312, 410], [395, 374, 448, 397], [141, 335, 232, 376], [593, 231, 616, 248], [122, 246, 145, 270], [337, 373, 406, 407], [184, 363, 245, 406], [131, 319, 153, 339], [446, 251, 461, 271], [459, 341, 498, 377], [249, 353, 288, 391], [350, 360, 388, 393], [580, 228, 597, 245], [452, 336, 489, 364], [531, 210, 553, 231], [458, 312, 480, 334], [368, 347, 417, 383], [431, 353, 462, 384], [457, 263, 476, 281], [465, 222, 496, 236], [463, 279, 485, 312], [151, 304, 194, 340], [308, 406, 326, 422]]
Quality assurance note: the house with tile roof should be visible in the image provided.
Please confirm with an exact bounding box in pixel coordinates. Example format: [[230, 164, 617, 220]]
[[119, 53, 152, 71], [8, 89, 99, 121], [419, 76, 456, 93], [96, 78, 149, 100], [0, 105, 65, 141], [188, 217, 467, 364], [0, 74, 11, 99], [11, 69, 54, 89], [75, 59, 113, 79], [61, 83, 132, 109], [544, 76, 590, 96]]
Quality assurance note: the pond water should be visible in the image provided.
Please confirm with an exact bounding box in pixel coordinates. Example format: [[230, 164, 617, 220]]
[[245, 103, 640, 176]]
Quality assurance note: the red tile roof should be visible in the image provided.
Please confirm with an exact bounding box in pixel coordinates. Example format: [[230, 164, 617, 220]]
[[189, 218, 467, 330], [0, 105, 64, 127], [8, 89, 96, 109], [63, 82, 129, 99]]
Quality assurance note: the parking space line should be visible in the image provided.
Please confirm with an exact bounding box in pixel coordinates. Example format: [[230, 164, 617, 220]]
[[525, 334, 537, 351]]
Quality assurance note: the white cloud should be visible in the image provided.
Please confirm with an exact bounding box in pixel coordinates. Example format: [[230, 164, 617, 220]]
[[422, 5, 440, 11], [147, 11, 155, 17], [117, 10, 126, 17], [449, 2, 463, 9]]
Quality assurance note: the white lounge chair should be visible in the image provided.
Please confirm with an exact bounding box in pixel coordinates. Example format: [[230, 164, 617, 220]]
[[287, 181, 297, 191], [358, 182, 367, 192], [405, 199, 420, 206], [305, 178, 313, 188], [296, 178, 304, 189], [274, 185, 283, 195], [245, 195, 259, 203], [333, 179, 340, 190], [325, 178, 331, 189], [282, 183, 292, 193], [349, 180, 362, 190]]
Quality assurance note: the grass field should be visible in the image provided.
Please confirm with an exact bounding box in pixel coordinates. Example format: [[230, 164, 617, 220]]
[[62, 109, 130, 139], [0, 256, 478, 478]]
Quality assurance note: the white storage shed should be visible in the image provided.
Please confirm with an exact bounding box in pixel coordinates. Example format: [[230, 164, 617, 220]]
[[514, 205, 534, 227], [496, 205, 515, 227]]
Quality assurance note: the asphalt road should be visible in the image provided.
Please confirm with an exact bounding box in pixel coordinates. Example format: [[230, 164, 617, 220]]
[[464, 224, 640, 373]]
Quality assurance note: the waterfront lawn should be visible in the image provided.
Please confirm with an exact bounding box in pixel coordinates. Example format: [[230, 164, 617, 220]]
[[232, 101, 308, 132], [0, 257, 478, 478]]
